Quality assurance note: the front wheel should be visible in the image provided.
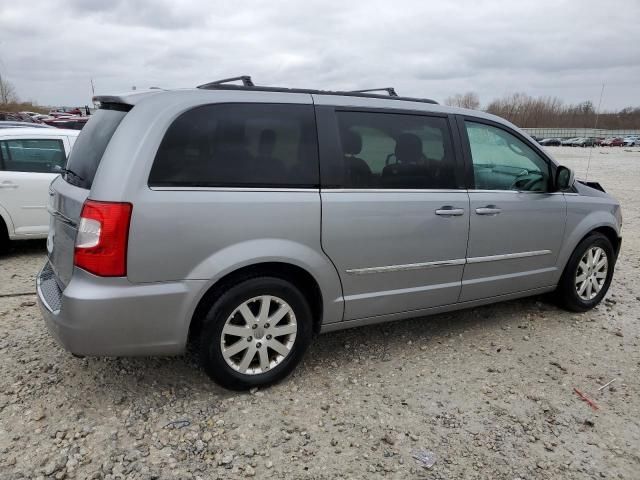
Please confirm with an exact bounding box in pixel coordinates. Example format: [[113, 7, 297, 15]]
[[198, 277, 313, 390], [557, 233, 615, 312]]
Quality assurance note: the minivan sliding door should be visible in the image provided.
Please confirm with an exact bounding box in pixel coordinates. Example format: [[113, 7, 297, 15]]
[[316, 105, 469, 320]]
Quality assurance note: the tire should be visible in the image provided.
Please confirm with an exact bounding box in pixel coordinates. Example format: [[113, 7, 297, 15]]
[[556, 232, 615, 312], [198, 276, 313, 390]]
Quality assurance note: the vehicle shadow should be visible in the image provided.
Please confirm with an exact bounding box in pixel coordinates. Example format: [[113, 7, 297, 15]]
[[304, 293, 563, 371], [68, 293, 566, 401], [1, 239, 47, 256]]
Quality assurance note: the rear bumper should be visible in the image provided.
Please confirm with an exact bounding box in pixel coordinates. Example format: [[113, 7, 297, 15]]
[[37, 262, 206, 356]]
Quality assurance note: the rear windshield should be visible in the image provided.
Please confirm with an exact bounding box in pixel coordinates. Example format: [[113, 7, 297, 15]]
[[64, 108, 127, 188]]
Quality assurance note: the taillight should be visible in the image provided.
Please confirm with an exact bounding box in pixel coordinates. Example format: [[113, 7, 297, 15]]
[[74, 200, 132, 277]]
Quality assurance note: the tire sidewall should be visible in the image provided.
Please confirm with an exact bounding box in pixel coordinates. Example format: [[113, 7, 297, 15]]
[[199, 277, 313, 390], [561, 233, 615, 311]]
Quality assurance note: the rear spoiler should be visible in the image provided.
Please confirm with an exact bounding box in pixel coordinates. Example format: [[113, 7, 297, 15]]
[[94, 101, 132, 112], [93, 89, 163, 108]]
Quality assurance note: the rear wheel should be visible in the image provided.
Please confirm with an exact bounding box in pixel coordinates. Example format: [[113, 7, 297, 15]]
[[557, 233, 615, 312], [198, 277, 313, 390]]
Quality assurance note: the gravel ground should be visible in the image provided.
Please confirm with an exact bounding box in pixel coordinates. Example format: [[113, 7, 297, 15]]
[[1, 146, 639, 480]]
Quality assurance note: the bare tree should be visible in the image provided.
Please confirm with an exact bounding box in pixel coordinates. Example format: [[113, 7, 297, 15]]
[[485, 92, 640, 129], [0, 73, 17, 104], [444, 92, 480, 110]]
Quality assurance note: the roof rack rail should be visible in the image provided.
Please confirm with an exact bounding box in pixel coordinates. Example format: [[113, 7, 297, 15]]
[[197, 75, 254, 89], [196, 76, 438, 105], [350, 87, 398, 97]]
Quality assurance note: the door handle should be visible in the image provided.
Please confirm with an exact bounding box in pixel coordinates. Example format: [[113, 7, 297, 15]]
[[435, 206, 465, 217], [475, 205, 502, 215], [0, 182, 18, 189]]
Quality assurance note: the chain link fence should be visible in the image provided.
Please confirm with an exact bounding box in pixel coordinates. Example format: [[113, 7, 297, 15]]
[[522, 128, 640, 139]]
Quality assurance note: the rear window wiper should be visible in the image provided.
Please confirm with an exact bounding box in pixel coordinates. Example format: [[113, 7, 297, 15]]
[[59, 167, 84, 182]]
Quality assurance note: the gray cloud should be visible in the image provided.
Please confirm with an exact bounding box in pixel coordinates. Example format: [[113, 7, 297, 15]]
[[65, 0, 206, 29], [0, 0, 638, 109]]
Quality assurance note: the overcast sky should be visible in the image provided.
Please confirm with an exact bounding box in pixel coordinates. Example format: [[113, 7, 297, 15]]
[[0, 0, 638, 110]]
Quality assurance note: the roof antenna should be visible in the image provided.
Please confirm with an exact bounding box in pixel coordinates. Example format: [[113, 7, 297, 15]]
[[585, 83, 605, 181]]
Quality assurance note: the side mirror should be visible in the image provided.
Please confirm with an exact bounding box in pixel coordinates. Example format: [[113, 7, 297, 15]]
[[555, 166, 575, 192]]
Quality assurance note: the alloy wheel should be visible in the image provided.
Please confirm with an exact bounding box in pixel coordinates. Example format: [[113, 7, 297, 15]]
[[575, 246, 608, 301], [220, 295, 297, 375]]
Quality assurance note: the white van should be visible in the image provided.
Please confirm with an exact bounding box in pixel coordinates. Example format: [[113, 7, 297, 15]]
[[0, 127, 79, 250]]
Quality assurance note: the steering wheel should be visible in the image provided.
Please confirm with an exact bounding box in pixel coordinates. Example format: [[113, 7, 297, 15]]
[[510, 171, 545, 191]]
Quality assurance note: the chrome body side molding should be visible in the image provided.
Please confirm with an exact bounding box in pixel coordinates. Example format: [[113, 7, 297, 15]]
[[345, 259, 466, 275], [466, 250, 551, 264], [345, 250, 552, 275]]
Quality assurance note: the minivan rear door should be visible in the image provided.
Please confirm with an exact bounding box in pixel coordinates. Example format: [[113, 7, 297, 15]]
[[47, 107, 128, 286], [316, 101, 469, 320]]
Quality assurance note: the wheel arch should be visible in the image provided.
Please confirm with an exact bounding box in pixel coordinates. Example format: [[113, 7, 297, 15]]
[[556, 219, 621, 285], [590, 225, 621, 258], [0, 214, 7, 250], [188, 262, 325, 344], [0, 204, 14, 239]]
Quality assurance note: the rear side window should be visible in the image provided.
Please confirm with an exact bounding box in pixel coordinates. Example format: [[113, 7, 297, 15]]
[[335, 111, 459, 189], [149, 104, 319, 188], [65, 108, 127, 188], [0, 139, 66, 173]]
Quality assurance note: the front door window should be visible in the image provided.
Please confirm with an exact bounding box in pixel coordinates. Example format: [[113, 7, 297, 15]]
[[465, 121, 550, 192]]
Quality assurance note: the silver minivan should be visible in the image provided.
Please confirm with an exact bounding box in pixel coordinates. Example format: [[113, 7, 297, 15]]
[[38, 77, 622, 389]]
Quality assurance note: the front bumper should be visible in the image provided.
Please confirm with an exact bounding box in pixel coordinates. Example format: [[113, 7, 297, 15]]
[[37, 262, 206, 356]]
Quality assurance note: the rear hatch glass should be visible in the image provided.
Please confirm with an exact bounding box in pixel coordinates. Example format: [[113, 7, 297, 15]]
[[48, 105, 128, 286], [64, 107, 127, 189]]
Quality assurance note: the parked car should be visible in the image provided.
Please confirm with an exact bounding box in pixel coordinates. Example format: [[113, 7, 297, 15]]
[[574, 137, 596, 147], [538, 138, 562, 146], [33, 114, 51, 121], [44, 116, 89, 130], [0, 121, 53, 129], [48, 110, 74, 118], [0, 112, 22, 121], [14, 112, 42, 122], [561, 137, 580, 146], [622, 136, 639, 146], [0, 127, 79, 250], [38, 80, 622, 389], [18, 113, 41, 123], [601, 137, 624, 147], [49, 108, 82, 116]]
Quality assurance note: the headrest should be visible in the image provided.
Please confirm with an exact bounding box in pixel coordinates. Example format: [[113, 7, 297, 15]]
[[259, 129, 276, 145], [395, 133, 422, 163], [342, 129, 362, 155]]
